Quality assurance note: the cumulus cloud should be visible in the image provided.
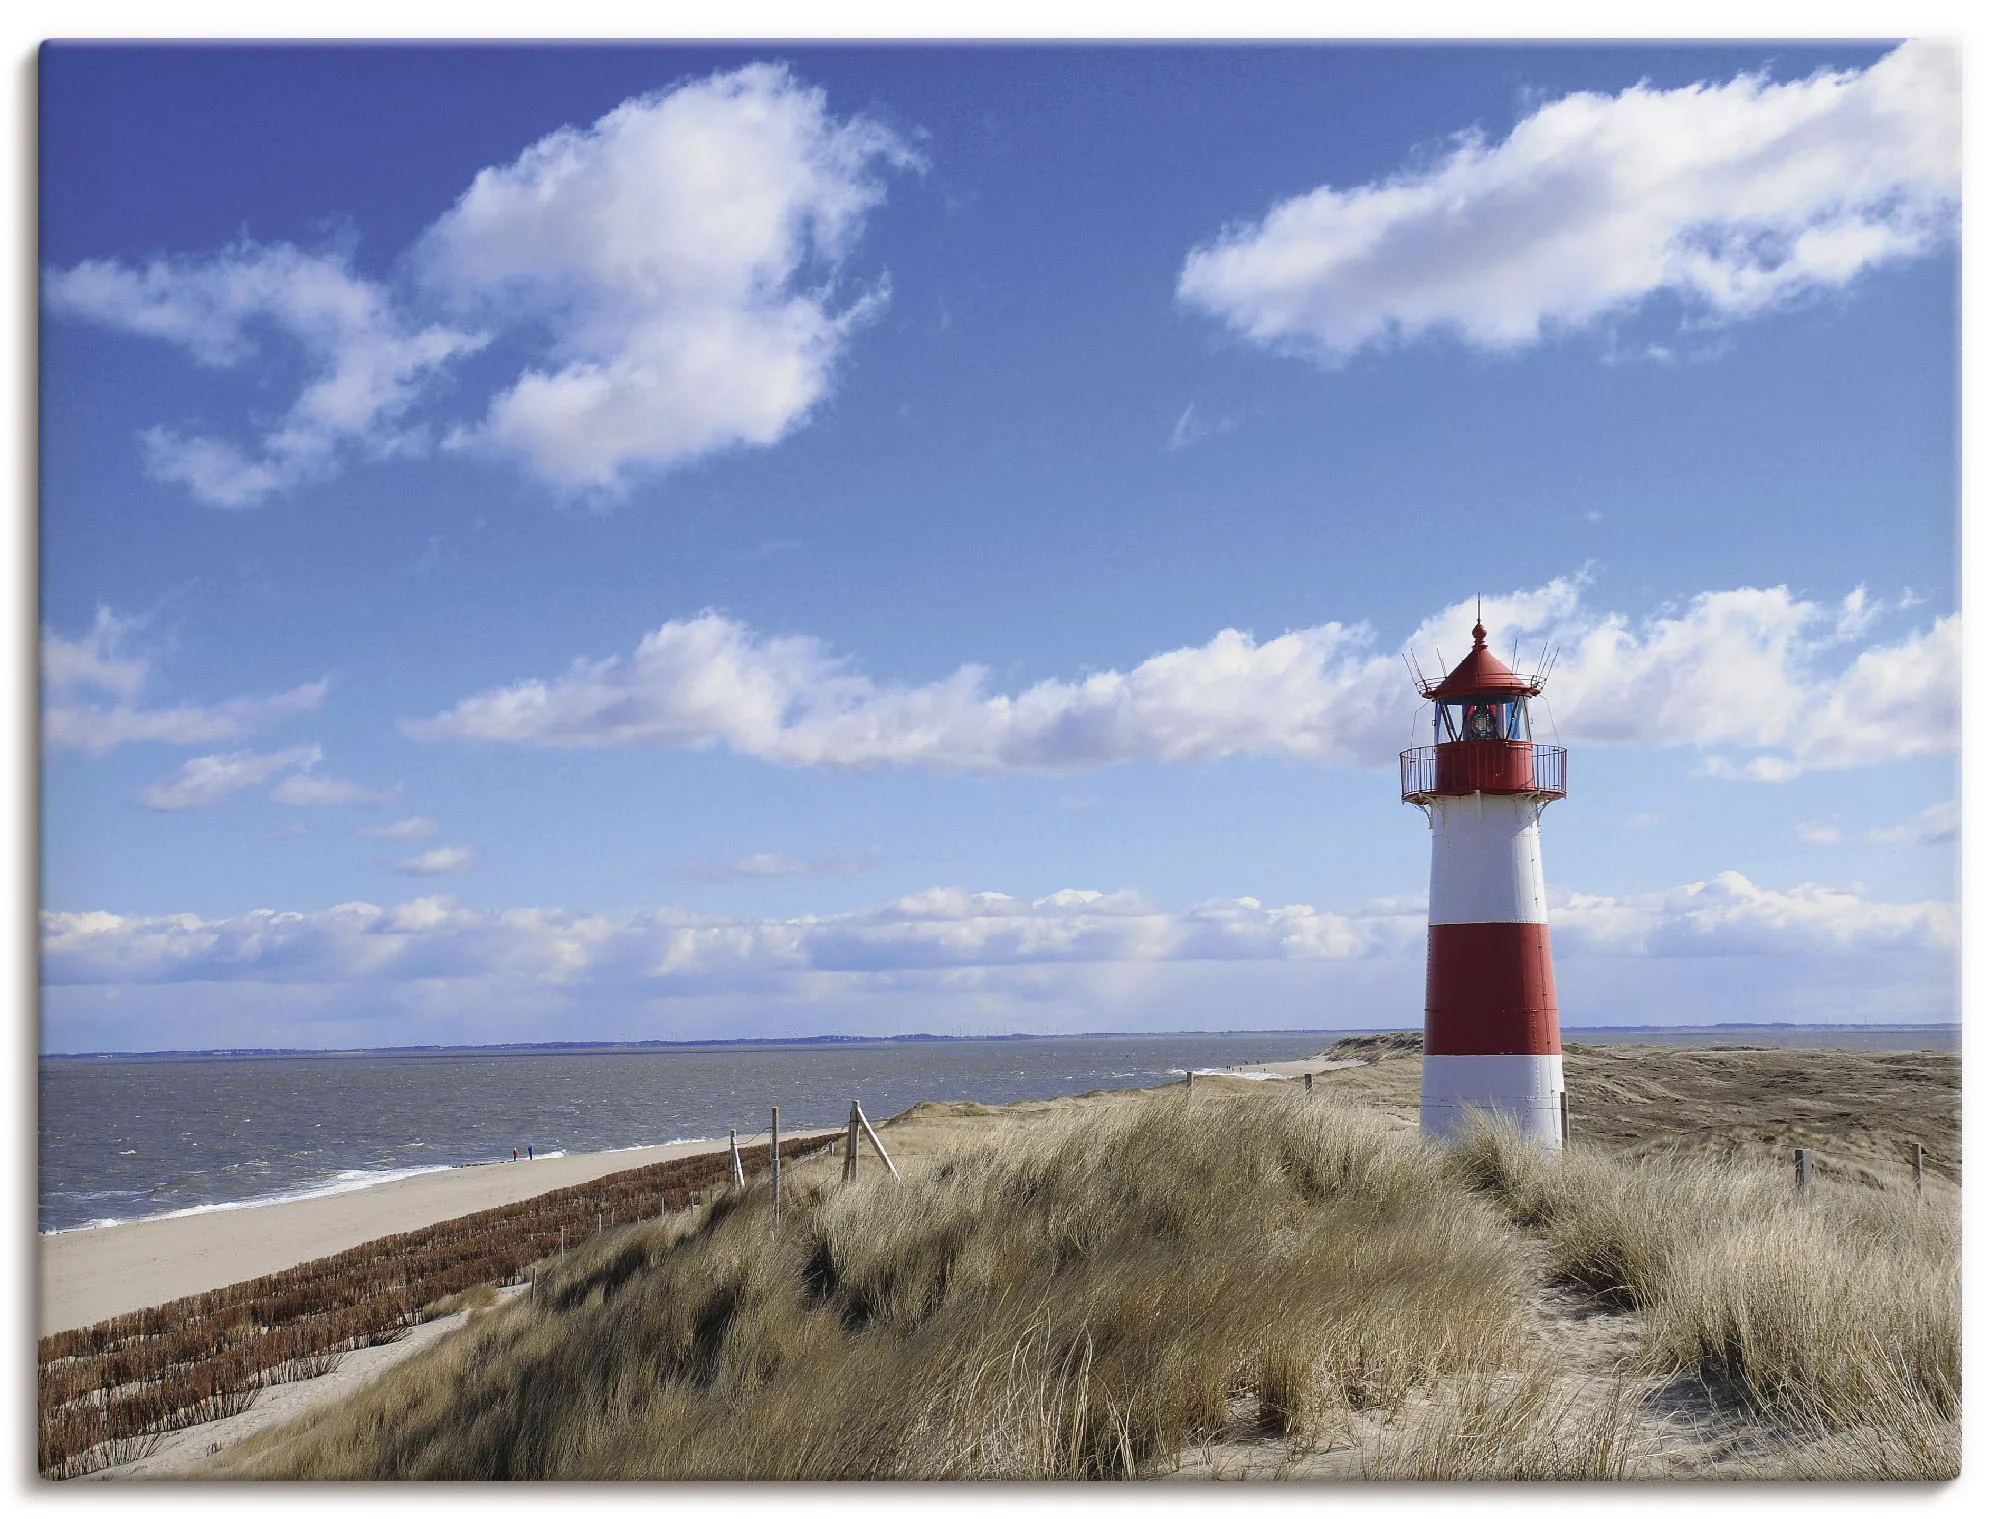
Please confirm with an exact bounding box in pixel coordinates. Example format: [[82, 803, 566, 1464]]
[[390, 845, 475, 877], [39, 870, 1949, 993], [406, 578, 1956, 779], [1178, 42, 1959, 362], [44, 243, 485, 506], [359, 816, 441, 841], [1551, 871, 1955, 957], [137, 745, 323, 812], [420, 62, 916, 493], [42, 65, 910, 504], [42, 608, 328, 756]]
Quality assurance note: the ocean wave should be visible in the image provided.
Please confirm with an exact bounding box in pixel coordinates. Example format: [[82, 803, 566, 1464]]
[[44, 1162, 457, 1235]]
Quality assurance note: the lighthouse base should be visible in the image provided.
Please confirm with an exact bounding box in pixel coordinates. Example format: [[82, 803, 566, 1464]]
[[1420, 1053, 1565, 1150]]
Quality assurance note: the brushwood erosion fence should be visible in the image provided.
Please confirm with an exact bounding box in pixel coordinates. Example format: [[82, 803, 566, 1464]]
[[38, 1133, 835, 1479]]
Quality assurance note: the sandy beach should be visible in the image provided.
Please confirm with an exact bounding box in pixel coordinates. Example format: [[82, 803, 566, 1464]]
[[40, 1129, 836, 1337]]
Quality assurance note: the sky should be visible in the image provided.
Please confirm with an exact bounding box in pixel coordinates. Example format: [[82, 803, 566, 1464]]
[[36, 40, 1961, 1053]]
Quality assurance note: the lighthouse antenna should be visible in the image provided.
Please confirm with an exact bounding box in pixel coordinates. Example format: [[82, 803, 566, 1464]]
[[1401, 648, 1431, 696], [1400, 651, 1432, 699]]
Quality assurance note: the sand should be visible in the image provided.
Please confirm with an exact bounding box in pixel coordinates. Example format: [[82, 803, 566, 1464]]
[[1223, 1056, 1366, 1078], [88, 1284, 532, 1480], [40, 1129, 836, 1338]]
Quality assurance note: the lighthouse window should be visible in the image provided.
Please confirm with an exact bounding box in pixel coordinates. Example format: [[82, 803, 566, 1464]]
[[1436, 698, 1525, 743]]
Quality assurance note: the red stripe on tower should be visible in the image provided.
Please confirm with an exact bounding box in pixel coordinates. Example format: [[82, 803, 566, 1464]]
[[1424, 923, 1561, 1056]]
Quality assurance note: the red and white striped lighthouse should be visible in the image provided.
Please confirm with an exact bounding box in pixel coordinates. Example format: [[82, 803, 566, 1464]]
[[1400, 619, 1568, 1149]]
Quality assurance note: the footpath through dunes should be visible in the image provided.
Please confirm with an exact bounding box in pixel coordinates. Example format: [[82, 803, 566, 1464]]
[[192, 1047, 1956, 1483]]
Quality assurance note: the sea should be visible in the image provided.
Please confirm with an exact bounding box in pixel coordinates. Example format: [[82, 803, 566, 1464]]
[[37, 1024, 1959, 1236]]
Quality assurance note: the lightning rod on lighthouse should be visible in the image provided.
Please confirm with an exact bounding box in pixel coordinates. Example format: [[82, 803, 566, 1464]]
[[1400, 616, 1568, 1149]]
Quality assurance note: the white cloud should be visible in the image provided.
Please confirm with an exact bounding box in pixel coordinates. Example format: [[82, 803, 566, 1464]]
[[41, 606, 148, 698], [44, 243, 485, 507], [39, 870, 1950, 994], [1866, 800, 1960, 846], [674, 849, 879, 881], [45, 682, 329, 758], [1167, 403, 1239, 452], [390, 845, 475, 877], [41, 608, 328, 756], [43, 66, 911, 504], [1178, 42, 1959, 362], [407, 578, 1956, 779], [1551, 871, 1955, 957], [1795, 821, 1843, 846], [359, 816, 441, 841], [420, 62, 916, 493], [270, 772, 399, 807], [136, 745, 323, 812]]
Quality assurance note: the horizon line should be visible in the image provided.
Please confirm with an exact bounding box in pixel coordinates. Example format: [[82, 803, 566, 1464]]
[[38, 1020, 1963, 1062]]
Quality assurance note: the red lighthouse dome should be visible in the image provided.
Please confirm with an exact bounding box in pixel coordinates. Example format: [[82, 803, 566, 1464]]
[[1401, 622, 1566, 804]]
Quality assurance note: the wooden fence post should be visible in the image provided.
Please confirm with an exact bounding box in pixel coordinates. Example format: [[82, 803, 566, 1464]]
[[1560, 1090, 1570, 1147], [729, 1128, 746, 1192], [1794, 1147, 1813, 1194], [771, 1107, 782, 1233], [1185, 1065, 1194, 1089], [854, 1104, 901, 1180], [1304, 1072, 1313, 1094], [845, 1100, 861, 1183], [1913, 1142, 1925, 1193]]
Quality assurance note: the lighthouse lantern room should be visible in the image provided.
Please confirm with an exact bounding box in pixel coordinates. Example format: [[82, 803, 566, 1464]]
[[1400, 618, 1568, 1149]]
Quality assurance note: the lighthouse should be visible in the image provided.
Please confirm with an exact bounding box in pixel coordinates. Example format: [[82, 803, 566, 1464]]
[[1400, 619, 1567, 1149]]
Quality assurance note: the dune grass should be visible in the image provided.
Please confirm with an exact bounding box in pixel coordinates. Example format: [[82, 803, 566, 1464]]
[[205, 1086, 1958, 1481], [209, 1090, 1531, 1479], [1451, 1119, 1959, 1479]]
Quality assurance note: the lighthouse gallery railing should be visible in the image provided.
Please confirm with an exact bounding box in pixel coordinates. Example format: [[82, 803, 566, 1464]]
[[1400, 743, 1566, 804]]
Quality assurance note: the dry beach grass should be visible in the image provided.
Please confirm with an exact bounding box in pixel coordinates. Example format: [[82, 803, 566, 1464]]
[[195, 1051, 1959, 1481], [208, 1090, 1531, 1478]]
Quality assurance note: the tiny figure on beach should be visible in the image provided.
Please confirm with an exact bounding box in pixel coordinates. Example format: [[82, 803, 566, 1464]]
[[513, 1148, 518, 1162], [528, 1145, 534, 1160]]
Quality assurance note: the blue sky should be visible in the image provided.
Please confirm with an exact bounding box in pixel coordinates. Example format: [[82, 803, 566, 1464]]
[[38, 41, 1959, 1051]]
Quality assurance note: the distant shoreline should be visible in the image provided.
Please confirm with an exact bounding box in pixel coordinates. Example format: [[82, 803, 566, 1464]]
[[35, 1021, 1966, 1062]]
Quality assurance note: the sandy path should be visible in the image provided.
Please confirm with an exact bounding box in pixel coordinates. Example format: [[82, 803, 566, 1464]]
[[87, 1284, 532, 1480], [40, 1130, 835, 1337]]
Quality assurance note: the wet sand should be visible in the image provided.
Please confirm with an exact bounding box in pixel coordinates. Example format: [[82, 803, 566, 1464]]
[[40, 1129, 834, 1337]]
